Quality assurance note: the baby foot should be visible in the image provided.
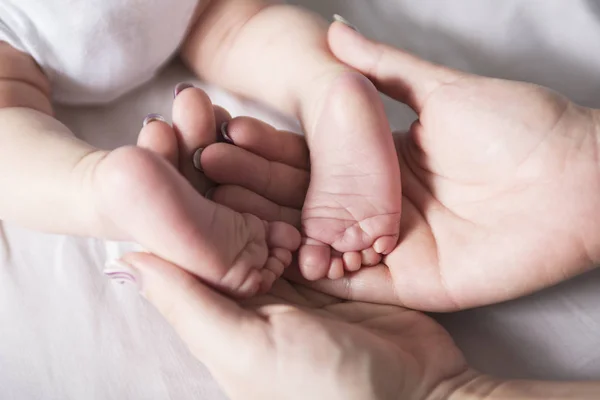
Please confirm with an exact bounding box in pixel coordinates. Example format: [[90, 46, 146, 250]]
[[300, 71, 402, 280], [95, 86, 301, 297]]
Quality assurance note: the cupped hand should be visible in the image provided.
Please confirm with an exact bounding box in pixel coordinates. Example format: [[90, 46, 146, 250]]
[[198, 22, 600, 311], [115, 252, 471, 400]]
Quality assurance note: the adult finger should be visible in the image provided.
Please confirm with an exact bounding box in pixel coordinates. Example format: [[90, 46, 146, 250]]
[[209, 185, 302, 228], [137, 115, 179, 167], [224, 117, 310, 170], [172, 85, 218, 195], [328, 20, 463, 112], [202, 143, 309, 209], [109, 253, 264, 365], [213, 105, 233, 141]]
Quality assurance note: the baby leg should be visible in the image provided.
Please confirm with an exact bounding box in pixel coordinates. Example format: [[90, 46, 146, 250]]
[[97, 86, 301, 297]]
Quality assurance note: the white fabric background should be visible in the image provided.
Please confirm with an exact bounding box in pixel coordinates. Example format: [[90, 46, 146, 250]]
[[1, 1, 600, 398], [0, 0, 198, 104]]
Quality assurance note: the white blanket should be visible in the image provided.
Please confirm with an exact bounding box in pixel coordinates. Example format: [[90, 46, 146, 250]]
[[2, 1, 599, 398]]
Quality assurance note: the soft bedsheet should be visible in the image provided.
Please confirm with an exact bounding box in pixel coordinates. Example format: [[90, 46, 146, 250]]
[[2, 1, 600, 398]]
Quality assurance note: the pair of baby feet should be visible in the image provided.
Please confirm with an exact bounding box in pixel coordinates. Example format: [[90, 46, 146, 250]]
[[97, 74, 401, 297]]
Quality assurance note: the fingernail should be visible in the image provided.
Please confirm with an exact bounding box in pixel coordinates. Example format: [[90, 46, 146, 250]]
[[205, 187, 215, 200], [104, 259, 141, 288], [192, 147, 204, 171], [220, 122, 234, 144], [142, 113, 166, 127], [173, 82, 194, 98], [333, 14, 360, 33]]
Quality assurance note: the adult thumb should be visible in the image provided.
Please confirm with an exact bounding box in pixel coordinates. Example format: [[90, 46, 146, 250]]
[[328, 18, 462, 112], [105, 253, 260, 366]]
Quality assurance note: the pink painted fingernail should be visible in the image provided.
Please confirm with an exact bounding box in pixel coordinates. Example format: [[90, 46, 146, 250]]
[[174, 82, 195, 98], [192, 148, 204, 171], [104, 259, 141, 288], [142, 113, 166, 127], [333, 14, 360, 33], [220, 122, 234, 144]]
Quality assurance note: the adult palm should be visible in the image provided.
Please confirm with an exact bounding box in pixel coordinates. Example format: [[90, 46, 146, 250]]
[[123, 253, 469, 400], [203, 22, 600, 311], [319, 23, 600, 310]]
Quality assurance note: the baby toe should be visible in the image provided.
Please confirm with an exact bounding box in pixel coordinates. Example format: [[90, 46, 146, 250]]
[[259, 258, 285, 294], [270, 248, 292, 268], [373, 235, 399, 255], [342, 251, 362, 272], [327, 256, 345, 280], [361, 248, 382, 266], [266, 221, 302, 251], [298, 240, 331, 281], [236, 269, 263, 299]]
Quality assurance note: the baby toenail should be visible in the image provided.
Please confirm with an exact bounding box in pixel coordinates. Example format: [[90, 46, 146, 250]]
[[173, 82, 195, 98], [142, 113, 166, 127], [220, 122, 234, 144], [192, 148, 205, 171]]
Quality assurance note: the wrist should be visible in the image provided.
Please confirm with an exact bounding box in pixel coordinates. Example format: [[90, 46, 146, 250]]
[[74, 148, 125, 239], [448, 374, 600, 400]]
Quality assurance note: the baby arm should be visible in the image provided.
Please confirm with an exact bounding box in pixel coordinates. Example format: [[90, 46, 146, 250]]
[[0, 43, 111, 236]]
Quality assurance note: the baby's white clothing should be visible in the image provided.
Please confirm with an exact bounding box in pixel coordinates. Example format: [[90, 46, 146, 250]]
[[0, 0, 200, 104]]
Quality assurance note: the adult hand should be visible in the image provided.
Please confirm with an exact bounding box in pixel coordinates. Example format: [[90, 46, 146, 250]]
[[108, 254, 600, 400], [112, 252, 471, 400], [199, 22, 600, 311], [323, 21, 600, 310]]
